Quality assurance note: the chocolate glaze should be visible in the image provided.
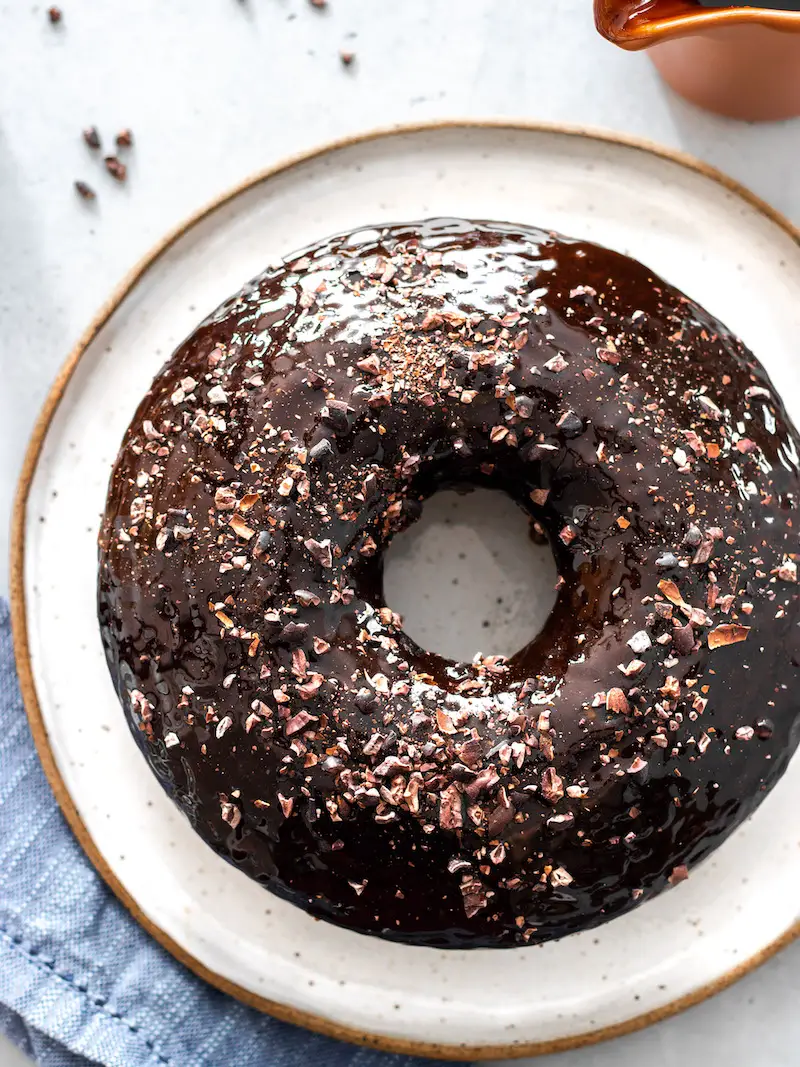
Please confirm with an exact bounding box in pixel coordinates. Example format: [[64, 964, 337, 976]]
[[597, 0, 800, 42], [99, 219, 800, 948]]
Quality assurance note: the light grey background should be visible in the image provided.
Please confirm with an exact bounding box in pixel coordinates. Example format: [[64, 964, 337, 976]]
[[1, 1, 798, 1064]]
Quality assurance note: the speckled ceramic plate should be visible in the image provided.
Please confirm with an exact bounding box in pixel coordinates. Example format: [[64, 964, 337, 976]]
[[11, 123, 800, 1060]]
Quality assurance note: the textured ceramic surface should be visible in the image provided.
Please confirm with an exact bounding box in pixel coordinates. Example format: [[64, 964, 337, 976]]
[[17, 125, 800, 1056]]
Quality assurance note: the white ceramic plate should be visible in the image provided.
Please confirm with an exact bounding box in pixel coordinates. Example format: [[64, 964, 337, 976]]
[[11, 123, 800, 1060]]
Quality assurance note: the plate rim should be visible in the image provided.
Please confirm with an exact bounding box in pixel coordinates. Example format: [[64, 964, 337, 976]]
[[9, 118, 800, 1061]]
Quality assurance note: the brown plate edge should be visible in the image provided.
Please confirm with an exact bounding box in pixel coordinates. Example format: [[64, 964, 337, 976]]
[[9, 119, 800, 1062]]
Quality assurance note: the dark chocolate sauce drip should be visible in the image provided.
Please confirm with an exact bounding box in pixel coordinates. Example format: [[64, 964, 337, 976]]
[[698, 1, 800, 8], [98, 219, 800, 948], [598, 0, 800, 39]]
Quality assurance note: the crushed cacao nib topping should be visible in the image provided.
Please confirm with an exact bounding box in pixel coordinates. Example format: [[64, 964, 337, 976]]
[[99, 218, 800, 949]]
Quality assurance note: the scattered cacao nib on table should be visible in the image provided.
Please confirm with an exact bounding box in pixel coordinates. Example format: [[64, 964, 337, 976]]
[[99, 218, 800, 949], [103, 156, 127, 182], [74, 128, 133, 199], [73, 180, 96, 200], [47, 6, 62, 23], [82, 127, 101, 150]]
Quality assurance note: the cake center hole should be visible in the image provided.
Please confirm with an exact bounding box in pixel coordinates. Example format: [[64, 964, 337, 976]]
[[382, 488, 559, 663]]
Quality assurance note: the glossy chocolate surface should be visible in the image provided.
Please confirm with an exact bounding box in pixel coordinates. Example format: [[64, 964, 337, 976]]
[[99, 219, 800, 948]]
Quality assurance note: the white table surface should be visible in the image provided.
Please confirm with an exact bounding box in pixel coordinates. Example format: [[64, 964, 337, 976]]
[[1, 1, 799, 1065]]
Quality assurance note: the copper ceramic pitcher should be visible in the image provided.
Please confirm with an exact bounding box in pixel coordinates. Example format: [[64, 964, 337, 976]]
[[595, 1, 800, 121]]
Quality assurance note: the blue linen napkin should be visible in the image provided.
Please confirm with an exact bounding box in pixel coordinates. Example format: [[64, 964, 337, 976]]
[[0, 600, 460, 1067]]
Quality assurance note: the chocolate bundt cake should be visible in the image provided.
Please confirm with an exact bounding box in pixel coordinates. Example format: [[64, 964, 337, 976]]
[[99, 218, 800, 947]]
